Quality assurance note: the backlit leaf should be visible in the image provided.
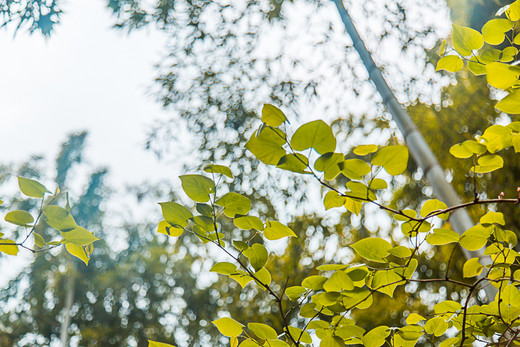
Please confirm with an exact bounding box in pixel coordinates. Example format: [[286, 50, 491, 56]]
[[314, 152, 343, 180], [233, 216, 264, 231], [463, 257, 483, 278], [496, 89, 520, 114], [244, 243, 268, 271], [248, 323, 277, 340], [263, 220, 296, 240], [436, 55, 463, 72], [420, 199, 448, 220], [452, 24, 484, 56], [148, 341, 176, 347], [4, 210, 34, 226], [64, 242, 90, 265], [204, 164, 233, 178], [339, 159, 371, 180], [291, 120, 336, 154], [157, 220, 183, 237], [426, 228, 459, 245], [212, 317, 244, 337], [179, 174, 215, 203], [372, 146, 408, 175], [482, 19, 514, 45], [159, 202, 193, 228], [277, 153, 309, 173], [323, 191, 346, 210], [262, 104, 287, 127], [18, 176, 50, 198], [0, 239, 19, 255], [216, 192, 251, 218], [246, 127, 286, 165], [350, 238, 392, 263]]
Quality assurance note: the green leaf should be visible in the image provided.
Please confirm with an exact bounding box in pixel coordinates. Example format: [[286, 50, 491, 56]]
[[420, 199, 448, 220], [369, 178, 387, 190], [323, 191, 346, 210], [344, 197, 362, 215], [480, 211, 505, 225], [262, 104, 287, 127], [246, 127, 286, 165], [353, 144, 378, 156], [233, 216, 264, 231], [212, 317, 244, 337], [500, 46, 518, 62], [496, 89, 520, 114], [157, 220, 183, 237], [459, 224, 492, 251], [339, 159, 371, 180], [17, 176, 50, 198], [285, 286, 307, 301], [43, 205, 77, 231], [316, 264, 348, 271], [452, 24, 484, 56], [64, 242, 90, 265], [350, 238, 392, 263], [387, 246, 412, 258], [468, 60, 487, 76], [424, 317, 448, 337], [319, 335, 345, 347], [301, 275, 327, 290], [314, 152, 343, 180], [471, 155, 504, 173], [361, 326, 390, 347], [436, 55, 463, 72], [0, 239, 19, 255], [159, 202, 193, 228], [369, 269, 403, 297], [244, 243, 268, 271], [248, 323, 277, 340], [148, 341, 176, 347], [215, 192, 251, 218], [204, 164, 233, 178], [210, 262, 237, 275], [372, 146, 408, 175], [291, 120, 336, 154], [463, 257, 483, 278], [276, 153, 309, 173], [287, 326, 312, 344], [4, 210, 34, 226], [482, 19, 514, 45], [486, 62, 520, 89], [426, 228, 459, 245], [61, 226, 99, 246], [179, 175, 215, 203], [439, 337, 460, 347], [254, 267, 272, 287], [405, 313, 426, 325], [346, 181, 375, 201], [481, 125, 512, 152], [33, 232, 45, 248], [323, 270, 354, 292], [263, 220, 296, 240], [229, 271, 253, 288]]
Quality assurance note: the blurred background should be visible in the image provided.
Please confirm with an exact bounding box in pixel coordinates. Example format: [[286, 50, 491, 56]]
[[0, 0, 515, 346]]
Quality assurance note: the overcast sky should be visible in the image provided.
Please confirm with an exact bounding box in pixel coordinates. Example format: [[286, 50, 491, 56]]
[[0, 0, 178, 188]]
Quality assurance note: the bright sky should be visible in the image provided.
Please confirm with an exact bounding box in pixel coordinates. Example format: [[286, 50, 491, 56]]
[[0, 0, 177, 188]]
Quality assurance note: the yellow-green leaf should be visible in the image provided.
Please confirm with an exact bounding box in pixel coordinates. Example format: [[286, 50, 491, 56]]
[[350, 238, 392, 263], [496, 89, 520, 114], [246, 127, 286, 165], [4, 210, 34, 226], [248, 323, 277, 340], [65, 242, 90, 265], [0, 239, 19, 255], [276, 153, 309, 174], [426, 228, 459, 245], [459, 224, 493, 251], [263, 220, 296, 240], [148, 340, 176, 347], [323, 191, 346, 210], [315, 152, 343, 180], [244, 243, 268, 271], [471, 155, 504, 173], [291, 120, 336, 154], [159, 202, 192, 228], [323, 270, 354, 292], [420, 199, 448, 219], [216, 192, 251, 218], [157, 220, 183, 237], [463, 257, 483, 278], [212, 317, 244, 337], [482, 19, 514, 45], [204, 164, 233, 178], [480, 211, 505, 225], [405, 313, 426, 325], [17, 176, 50, 198], [179, 174, 215, 203], [452, 24, 484, 56], [372, 146, 408, 175], [339, 159, 371, 180], [353, 144, 378, 156], [424, 317, 448, 337], [233, 216, 264, 231], [436, 55, 463, 72], [262, 104, 287, 127], [486, 62, 520, 90]]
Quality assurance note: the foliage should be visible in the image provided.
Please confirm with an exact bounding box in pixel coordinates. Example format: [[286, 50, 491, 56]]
[[154, 6, 520, 342]]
